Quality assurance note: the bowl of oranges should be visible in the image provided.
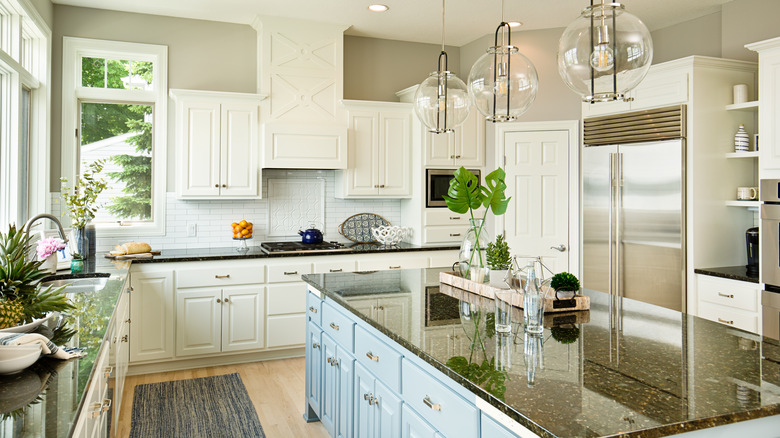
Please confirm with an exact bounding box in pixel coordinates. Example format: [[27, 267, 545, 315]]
[[231, 220, 253, 251]]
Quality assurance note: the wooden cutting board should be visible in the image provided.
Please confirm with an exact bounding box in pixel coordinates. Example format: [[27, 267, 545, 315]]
[[104, 250, 161, 260]]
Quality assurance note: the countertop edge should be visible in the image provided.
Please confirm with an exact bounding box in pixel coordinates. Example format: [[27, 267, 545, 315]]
[[694, 266, 759, 284]]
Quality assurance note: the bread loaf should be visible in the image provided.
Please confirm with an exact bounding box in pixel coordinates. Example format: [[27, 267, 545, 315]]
[[110, 242, 152, 256]]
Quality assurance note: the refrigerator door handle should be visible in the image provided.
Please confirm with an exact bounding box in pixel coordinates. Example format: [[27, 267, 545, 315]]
[[608, 152, 614, 298], [616, 152, 623, 299]]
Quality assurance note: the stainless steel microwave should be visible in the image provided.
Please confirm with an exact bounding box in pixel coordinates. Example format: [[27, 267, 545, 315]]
[[426, 169, 481, 208]]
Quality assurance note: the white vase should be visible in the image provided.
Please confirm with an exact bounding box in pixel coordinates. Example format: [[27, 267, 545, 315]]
[[39, 254, 57, 274]]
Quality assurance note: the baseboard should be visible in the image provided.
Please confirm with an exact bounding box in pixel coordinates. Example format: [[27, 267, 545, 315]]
[[127, 347, 305, 375]]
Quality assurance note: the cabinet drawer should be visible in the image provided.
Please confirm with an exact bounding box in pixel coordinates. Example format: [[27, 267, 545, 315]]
[[697, 275, 760, 312], [176, 264, 264, 288], [354, 325, 402, 392], [425, 210, 469, 226], [268, 283, 307, 315], [268, 262, 313, 283], [313, 260, 356, 274], [307, 292, 322, 326], [402, 359, 478, 438], [267, 314, 306, 347], [358, 256, 429, 271], [424, 226, 467, 244], [698, 301, 759, 333], [322, 301, 355, 351]]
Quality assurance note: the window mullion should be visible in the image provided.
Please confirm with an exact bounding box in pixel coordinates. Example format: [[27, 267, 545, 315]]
[[75, 87, 156, 103]]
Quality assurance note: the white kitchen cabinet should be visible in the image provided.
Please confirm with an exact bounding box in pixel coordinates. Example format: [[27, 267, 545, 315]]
[[175, 285, 265, 356], [695, 274, 760, 333], [129, 266, 175, 363], [171, 89, 264, 199], [266, 261, 314, 348], [747, 37, 780, 176], [357, 255, 429, 271], [423, 109, 485, 167], [337, 101, 412, 198]]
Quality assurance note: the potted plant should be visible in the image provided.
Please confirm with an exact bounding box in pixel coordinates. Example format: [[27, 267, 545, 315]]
[[60, 159, 108, 258], [444, 167, 510, 283], [486, 234, 511, 287], [0, 226, 74, 329], [550, 272, 581, 300]]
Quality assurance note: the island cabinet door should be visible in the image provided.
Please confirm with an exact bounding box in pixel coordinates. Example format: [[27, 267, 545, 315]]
[[221, 285, 265, 352], [401, 404, 438, 438], [306, 322, 323, 419], [374, 379, 401, 438], [481, 413, 520, 438], [336, 348, 355, 438], [354, 362, 375, 438], [321, 334, 338, 437], [175, 288, 222, 357]]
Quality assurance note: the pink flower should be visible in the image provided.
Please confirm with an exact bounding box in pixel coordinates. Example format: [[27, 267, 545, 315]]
[[37, 237, 66, 259]]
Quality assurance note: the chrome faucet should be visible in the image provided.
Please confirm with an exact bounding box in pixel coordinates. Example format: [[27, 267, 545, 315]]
[[23, 214, 69, 243]]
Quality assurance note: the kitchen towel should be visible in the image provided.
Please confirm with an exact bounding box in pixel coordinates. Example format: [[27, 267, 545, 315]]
[[0, 332, 85, 359]]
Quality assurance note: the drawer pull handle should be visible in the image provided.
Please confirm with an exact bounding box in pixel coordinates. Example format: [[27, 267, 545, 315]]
[[449, 233, 461, 237], [215, 274, 230, 279], [364, 392, 372, 401], [104, 367, 113, 379], [369, 395, 379, 406], [423, 395, 441, 411], [449, 216, 459, 220], [366, 351, 380, 362], [389, 266, 401, 269], [101, 399, 112, 412], [217, 298, 222, 304], [718, 292, 734, 299], [309, 306, 318, 313], [326, 357, 332, 365], [718, 318, 734, 325], [284, 271, 298, 275], [329, 269, 343, 273], [313, 342, 320, 349], [330, 322, 340, 331], [89, 402, 102, 418]]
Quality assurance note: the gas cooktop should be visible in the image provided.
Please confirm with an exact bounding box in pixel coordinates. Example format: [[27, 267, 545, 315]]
[[260, 241, 351, 254]]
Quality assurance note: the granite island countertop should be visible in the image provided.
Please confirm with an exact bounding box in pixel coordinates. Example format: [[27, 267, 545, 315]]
[[302, 268, 780, 438]]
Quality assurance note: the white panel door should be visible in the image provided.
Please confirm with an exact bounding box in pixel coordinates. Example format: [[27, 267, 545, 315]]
[[220, 102, 259, 197], [502, 130, 570, 273], [129, 270, 174, 363], [454, 110, 485, 167], [222, 286, 265, 352], [347, 110, 379, 196], [175, 288, 221, 357], [181, 101, 221, 197], [379, 110, 411, 196]]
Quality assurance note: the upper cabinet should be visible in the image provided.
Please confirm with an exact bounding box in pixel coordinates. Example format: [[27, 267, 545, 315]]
[[252, 16, 349, 169], [171, 89, 265, 200], [336, 101, 412, 198], [747, 37, 780, 178]]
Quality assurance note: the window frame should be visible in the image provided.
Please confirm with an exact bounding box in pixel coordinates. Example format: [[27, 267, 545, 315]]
[[61, 37, 168, 236]]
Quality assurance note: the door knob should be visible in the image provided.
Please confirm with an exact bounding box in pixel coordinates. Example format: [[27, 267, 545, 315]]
[[550, 244, 567, 252]]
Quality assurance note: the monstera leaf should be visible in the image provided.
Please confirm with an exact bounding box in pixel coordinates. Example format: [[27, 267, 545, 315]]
[[443, 167, 510, 218]]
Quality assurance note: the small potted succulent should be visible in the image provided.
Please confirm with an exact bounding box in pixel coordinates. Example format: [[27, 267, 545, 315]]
[[550, 272, 581, 300], [486, 234, 511, 287]]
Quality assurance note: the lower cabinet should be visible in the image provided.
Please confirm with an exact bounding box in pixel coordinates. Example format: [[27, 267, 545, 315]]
[[306, 322, 323, 419], [402, 404, 439, 438], [695, 274, 760, 333], [175, 285, 264, 356], [129, 267, 175, 363], [321, 333, 355, 438], [354, 362, 402, 438]]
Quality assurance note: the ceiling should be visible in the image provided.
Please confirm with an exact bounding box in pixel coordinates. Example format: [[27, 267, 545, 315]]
[[50, 0, 733, 47]]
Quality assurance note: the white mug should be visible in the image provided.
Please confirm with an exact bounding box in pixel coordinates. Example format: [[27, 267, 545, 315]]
[[737, 186, 758, 200]]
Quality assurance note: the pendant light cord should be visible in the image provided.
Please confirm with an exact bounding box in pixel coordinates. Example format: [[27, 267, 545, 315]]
[[441, 0, 445, 53]]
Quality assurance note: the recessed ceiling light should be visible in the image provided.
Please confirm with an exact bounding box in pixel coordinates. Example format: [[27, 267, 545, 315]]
[[507, 21, 523, 27], [368, 4, 389, 12]]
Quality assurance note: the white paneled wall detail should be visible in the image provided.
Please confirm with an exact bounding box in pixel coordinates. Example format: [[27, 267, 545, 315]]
[[51, 169, 401, 252]]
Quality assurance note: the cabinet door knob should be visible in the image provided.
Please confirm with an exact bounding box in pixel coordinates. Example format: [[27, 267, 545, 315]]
[[214, 184, 219, 188], [374, 184, 379, 188], [309, 306, 318, 313], [380, 184, 385, 188], [215, 274, 230, 279], [217, 298, 222, 303], [121, 335, 129, 343], [222, 184, 227, 188], [718, 292, 734, 299], [224, 298, 230, 303], [455, 155, 461, 159], [366, 351, 380, 362], [312, 342, 320, 349], [450, 155, 455, 159], [125, 318, 131, 324], [326, 357, 332, 365], [370, 396, 379, 406], [423, 395, 441, 411], [718, 318, 734, 325], [128, 286, 134, 292], [329, 322, 340, 331]]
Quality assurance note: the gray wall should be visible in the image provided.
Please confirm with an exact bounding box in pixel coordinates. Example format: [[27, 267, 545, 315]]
[[344, 36, 460, 101], [29, 0, 52, 29], [722, 0, 780, 61], [50, 5, 257, 190], [651, 12, 722, 64]]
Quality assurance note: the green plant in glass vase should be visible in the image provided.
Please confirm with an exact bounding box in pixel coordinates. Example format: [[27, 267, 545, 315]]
[[60, 160, 108, 258], [444, 167, 510, 283]]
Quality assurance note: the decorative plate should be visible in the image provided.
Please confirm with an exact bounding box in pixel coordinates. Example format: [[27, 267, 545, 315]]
[[338, 213, 391, 243]]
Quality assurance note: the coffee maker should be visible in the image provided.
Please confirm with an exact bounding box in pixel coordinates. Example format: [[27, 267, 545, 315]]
[[746, 227, 759, 276]]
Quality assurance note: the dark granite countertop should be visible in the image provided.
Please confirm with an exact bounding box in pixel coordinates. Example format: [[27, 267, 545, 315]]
[[0, 256, 130, 437], [694, 266, 759, 284], [303, 268, 780, 438], [130, 242, 458, 263]]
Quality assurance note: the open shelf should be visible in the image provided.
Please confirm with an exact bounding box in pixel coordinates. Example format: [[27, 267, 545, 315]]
[[725, 151, 759, 158], [725, 101, 759, 111], [725, 200, 759, 208]]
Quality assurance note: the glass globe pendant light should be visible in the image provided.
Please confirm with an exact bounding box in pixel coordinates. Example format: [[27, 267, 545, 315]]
[[413, 0, 470, 133], [467, 0, 538, 123], [557, 0, 653, 103]]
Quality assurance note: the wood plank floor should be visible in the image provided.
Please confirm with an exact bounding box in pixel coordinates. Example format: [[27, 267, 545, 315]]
[[115, 357, 329, 438]]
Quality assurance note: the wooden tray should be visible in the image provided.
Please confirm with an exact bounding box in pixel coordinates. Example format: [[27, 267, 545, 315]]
[[104, 250, 161, 260], [439, 271, 590, 313]]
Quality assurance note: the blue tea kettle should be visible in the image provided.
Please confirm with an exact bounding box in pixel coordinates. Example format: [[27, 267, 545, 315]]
[[298, 224, 323, 244]]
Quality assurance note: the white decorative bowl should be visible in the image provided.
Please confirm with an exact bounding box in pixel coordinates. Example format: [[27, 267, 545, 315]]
[[0, 345, 42, 375], [371, 226, 410, 246]]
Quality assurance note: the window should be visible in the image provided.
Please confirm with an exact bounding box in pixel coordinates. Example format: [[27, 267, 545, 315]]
[[0, 0, 48, 229], [62, 38, 167, 235]]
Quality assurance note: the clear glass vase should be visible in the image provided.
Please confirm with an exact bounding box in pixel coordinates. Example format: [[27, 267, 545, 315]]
[[70, 227, 89, 259], [458, 218, 491, 283]]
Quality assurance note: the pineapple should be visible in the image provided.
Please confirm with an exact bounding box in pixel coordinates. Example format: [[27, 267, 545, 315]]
[[0, 298, 24, 329]]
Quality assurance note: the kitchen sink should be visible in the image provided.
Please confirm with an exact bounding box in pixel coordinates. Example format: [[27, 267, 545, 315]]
[[39, 274, 110, 293]]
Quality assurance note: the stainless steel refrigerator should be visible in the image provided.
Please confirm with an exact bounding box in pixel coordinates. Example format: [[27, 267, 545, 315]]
[[582, 105, 686, 312]]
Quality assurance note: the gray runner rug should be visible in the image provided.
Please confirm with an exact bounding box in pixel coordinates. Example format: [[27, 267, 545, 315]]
[[129, 372, 265, 438]]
